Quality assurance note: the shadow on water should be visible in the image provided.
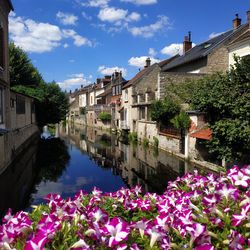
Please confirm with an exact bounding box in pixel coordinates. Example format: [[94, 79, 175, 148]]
[[0, 137, 70, 220]]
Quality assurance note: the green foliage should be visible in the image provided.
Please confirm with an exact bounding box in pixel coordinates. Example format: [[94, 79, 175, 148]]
[[153, 136, 159, 148], [80, 107, 86, 115], [99, 112, 112, 121], [128, 132, 138, 142], [191, 56, 250, 161], [171, 111, 191, 130], [36, 82, 69, 126], [150, 97, 180, 125], [142, 137, 149, 147], [9, 43, 68, 126], [9, 42, 44, 87]]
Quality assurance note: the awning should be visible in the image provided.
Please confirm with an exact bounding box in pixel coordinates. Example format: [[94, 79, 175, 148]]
[[190, 128, 212, 140]]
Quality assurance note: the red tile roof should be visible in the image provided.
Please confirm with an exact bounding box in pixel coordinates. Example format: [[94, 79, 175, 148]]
[[190, 128, 212, 140]]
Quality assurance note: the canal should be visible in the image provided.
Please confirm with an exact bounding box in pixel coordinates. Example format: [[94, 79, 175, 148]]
[[0, 124, 195, 219]]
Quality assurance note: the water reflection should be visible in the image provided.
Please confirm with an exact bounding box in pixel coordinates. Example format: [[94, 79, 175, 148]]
[[0, 137, 70, 219], [0, 124, 193, 219], [59, 124, 188, 194]]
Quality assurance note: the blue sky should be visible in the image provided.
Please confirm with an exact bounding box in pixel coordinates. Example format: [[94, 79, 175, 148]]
[[10, 0, 249, 91]]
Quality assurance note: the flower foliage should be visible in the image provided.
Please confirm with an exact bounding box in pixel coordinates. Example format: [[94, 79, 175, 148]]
[[1, 166, 250, 249]]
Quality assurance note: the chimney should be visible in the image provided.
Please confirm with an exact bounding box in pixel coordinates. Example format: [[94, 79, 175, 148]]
[[115, 71, 119, 78], [233, 14, 241, 29], [247, 10, 250, 29], [183, 31, 192, 54], [119, 71, 122, 79], [81, 84, 83, 88], [145, 57, 151, 68], [96, 78, 101, 84], [105, 75, 111, 80]]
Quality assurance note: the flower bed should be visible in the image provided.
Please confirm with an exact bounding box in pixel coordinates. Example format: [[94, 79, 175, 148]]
[[1, 165, 250, 250]]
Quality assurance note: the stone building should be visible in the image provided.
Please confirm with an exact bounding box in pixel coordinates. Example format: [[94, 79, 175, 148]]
[[162, 12, 250, 75], [0, 0, 13, 130], [0, 0, 39, 173]]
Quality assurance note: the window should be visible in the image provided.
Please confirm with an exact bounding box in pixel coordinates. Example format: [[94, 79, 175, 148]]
[[112, 86, 115, 96], [124, 89, 128, 101], [139, 107, 145, 120], [0, 87, 3, 123], [0, 25, 4, 69], [16, 96, 25, 114]]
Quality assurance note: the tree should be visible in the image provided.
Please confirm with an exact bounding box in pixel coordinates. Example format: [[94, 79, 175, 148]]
[[191, 56, 250, 162], [10, 43, 68, 126], [150, 97, 180, 125], [36, 82, 69, 126], [9, 42, 44, 87]]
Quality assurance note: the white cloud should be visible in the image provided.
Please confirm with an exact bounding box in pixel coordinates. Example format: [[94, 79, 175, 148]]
[[98, 7, 128, 23], [56, 11, 78, 25], [63, 29, 92, 47], [63, 43, 69, 48], [121, 0, 157, 5], [82, 11, 92, 21], [128, 56, 159, 68], [209, 31, 224, 39], [148, 48, 157, 57], [98, 65, 127, 76], [9, 13, 93, 53], [9, 13, 62, 53], [161, 42, 196, 56], [161, 43, 183, 56], [57, 73, 91, 90], [129, 15, 170, 38], [80, 0, 110, 8], [127, 12, 141, 22]]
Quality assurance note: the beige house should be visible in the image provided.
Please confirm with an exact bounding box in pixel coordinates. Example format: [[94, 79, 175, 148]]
[[228, 12, 250, 66]]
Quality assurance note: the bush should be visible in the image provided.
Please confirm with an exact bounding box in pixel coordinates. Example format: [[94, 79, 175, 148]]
[[171, 111, 191, 130], [153, 136, 159, 148], [99, 112, 111, 122], [128, 132, 138, 143], [80, 107, 86, 115], [142, 137, 149, 147], [1, 165, 250, 249], [150, 98, 180, 125]]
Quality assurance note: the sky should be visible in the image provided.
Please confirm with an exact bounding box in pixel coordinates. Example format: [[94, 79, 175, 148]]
[[9, 0, 249, 91]]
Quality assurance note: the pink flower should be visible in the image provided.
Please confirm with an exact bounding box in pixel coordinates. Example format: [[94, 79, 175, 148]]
[[104, 218, 129, 247], [195, 244, 215, 250], [232, 204, 250, 226], [230, 170, 250, 188]]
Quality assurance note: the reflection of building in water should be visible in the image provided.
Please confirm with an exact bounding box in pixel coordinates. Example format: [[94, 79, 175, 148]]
[[59, 124, 187, 193]]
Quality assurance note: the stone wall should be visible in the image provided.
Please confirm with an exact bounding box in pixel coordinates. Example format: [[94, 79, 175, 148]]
[[158, 134, 181, 154], [159, 72, 205, 100], [0, 124, 39, 174], [137, 121, 158, 142], [201, 46, 229, 74]]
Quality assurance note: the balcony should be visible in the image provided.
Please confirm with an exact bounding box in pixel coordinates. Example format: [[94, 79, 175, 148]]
[[120, 121, 130, 130], [87, 104, 111, 112]]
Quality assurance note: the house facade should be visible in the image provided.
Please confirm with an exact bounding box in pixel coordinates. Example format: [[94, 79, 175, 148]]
[[0, 0, 13, 129]]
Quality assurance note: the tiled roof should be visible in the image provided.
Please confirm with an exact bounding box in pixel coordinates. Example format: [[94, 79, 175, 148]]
[[162, 24, 247, 71], [123, 55, 180, 89], [123, 65, 157, 89], [190, 128, 212, 140]]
